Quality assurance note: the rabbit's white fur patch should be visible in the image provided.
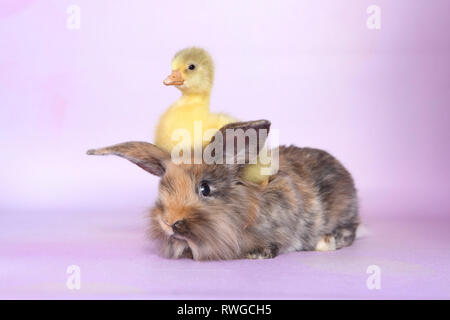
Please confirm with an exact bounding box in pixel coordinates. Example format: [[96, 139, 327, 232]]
[[315, 236, 336, 251]]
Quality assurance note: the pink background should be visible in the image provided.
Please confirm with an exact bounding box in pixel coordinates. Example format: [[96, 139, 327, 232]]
[[1, 0, 449, 299]]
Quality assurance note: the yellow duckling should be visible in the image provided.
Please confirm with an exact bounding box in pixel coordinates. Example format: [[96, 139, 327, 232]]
[[155, 47, 269, 185], [155, 47, 236, 152]]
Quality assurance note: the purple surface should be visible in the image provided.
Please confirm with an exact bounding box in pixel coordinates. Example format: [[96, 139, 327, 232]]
[[1, 1, 450, 299], [1, 207, 450, 299]]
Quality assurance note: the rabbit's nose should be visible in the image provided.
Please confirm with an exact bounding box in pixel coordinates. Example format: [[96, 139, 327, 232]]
[[172, 220, 185, 233]]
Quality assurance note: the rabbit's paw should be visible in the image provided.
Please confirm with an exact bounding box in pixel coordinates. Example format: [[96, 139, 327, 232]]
[[315, 235, 336, 251], [246, 244, 278, 259]]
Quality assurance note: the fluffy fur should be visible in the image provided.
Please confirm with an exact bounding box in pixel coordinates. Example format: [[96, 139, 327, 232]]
[[88, 120, 360, 260]]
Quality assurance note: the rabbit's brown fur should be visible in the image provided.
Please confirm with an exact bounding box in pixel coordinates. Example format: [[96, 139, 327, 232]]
[[87, 120, 359, 260]]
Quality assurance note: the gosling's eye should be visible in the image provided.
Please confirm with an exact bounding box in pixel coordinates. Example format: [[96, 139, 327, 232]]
[[199, 181, 211, 197], [188, 64, 195, 70]]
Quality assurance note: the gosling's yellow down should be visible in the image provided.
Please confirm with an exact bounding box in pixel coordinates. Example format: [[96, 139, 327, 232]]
[[155, 47, 236, 152], [154, 47, 269, 185]]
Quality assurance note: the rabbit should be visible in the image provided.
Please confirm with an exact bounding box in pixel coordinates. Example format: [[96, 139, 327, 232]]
[[87, 120, 359, 260]]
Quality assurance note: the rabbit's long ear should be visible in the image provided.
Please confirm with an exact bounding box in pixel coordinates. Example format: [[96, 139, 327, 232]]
[[87, 141, 169, 176], [207, 120, 271, 164]]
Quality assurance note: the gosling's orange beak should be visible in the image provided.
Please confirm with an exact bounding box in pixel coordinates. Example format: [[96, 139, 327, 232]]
[[163, 70, 184, 86]]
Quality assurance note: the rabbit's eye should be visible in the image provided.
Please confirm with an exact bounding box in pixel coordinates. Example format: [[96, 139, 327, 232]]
[[199, 182, 211, 197], [188, 64, 195, 70]]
